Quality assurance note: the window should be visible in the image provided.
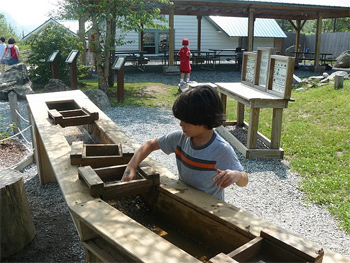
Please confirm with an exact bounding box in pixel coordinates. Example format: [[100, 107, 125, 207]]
[[142, 30, 169, 54]]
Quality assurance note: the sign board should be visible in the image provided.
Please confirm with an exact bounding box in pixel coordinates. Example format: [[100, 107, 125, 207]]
[[254, 47, 276, 90], [112, 56, 127, 71], [241, 52, 256, 86], [65, 50, 80, 64], [267, 55, 295, 99], [47, 50, 60, 63]]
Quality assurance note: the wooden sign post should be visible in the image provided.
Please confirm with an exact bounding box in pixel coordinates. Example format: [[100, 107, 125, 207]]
[[65, 50, 80, 90], [112, 56, 127, 103], [47, 50, 60, 79]]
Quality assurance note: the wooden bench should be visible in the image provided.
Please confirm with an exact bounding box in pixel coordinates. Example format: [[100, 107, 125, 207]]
[[215, 48, 295, 159]]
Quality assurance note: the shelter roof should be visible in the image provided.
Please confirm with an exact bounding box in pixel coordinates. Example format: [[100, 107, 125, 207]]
[[160, 0, 350, 20], [207, 16, 287, 37]]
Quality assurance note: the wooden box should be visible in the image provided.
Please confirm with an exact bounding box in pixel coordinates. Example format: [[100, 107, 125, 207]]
[[78, 164, 160, 199], [70, 141, 133, 168], [47, 99, 98, 127], [225, 228, 324, 263]]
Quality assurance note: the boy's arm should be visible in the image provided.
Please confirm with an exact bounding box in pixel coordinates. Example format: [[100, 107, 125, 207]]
[[121, 138, 160, 181], [214, 169, 248, 188]]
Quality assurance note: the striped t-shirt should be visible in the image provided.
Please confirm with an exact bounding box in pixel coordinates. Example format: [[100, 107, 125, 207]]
[[157, 130, 243, 200]]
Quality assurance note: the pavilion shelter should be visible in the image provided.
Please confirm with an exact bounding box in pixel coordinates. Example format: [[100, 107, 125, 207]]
[[157, 0, 350, 69]]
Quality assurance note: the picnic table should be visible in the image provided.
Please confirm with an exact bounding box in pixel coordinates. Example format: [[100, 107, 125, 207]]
[[115, 50, 148, 71], [291, 51, 335, 67]]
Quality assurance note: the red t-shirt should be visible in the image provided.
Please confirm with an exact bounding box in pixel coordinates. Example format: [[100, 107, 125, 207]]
[[178, 47, 191, 73]]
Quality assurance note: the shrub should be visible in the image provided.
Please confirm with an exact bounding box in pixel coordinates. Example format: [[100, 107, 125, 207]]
[[25, 23, 82, 87]]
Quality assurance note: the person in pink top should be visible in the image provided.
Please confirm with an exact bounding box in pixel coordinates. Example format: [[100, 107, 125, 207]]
[[178, 38, 192, 85]]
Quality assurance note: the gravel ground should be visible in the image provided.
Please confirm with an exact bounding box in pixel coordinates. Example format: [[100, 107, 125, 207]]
[[1, 64, 350, 261]]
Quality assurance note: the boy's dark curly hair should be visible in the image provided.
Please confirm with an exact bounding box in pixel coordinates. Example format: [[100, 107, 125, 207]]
[[172, 85, 226, 129]]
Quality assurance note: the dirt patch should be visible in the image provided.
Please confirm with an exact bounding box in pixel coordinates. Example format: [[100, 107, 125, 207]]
[[143, 84, 169, 95], [0, 139, 29, 168]]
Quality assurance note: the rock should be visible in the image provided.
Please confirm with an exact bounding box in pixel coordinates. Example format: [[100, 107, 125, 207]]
[[329, 71, 349, 80], [293, 74, 302, 86], [0, 63, 34, 100], [0, 63, 30, 85], [84, 89, 111, 111], [44, 79, 68, 93], [334, 51, 350, 68], [295, 87, 307, 91]]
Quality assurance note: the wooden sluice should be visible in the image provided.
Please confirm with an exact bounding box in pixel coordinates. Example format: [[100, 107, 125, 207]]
[[26, 90, 350, 263]]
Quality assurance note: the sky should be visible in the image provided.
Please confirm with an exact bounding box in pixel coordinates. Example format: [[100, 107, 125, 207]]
[[1, 0, 59, 34]]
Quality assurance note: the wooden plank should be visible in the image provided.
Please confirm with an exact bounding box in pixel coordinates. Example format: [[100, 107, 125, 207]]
[[216, 125, 248, 157], [261, 228, 324, 263], [70, 199, 201, 263], [70, 141, 84, 161], [209, 253, 239, 263], [227, 237, 263, 261], [78, 166, 104, 197]]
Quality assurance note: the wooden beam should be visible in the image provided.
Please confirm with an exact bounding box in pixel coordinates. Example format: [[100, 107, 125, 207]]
[[314, 12, 323, 67], [248, 8, 255, 51], [197, 15, 202, 52], [168, 4, 175, 66]]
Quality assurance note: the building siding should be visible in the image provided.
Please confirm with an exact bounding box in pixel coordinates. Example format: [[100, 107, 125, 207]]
[[116, 15, 281, 53]]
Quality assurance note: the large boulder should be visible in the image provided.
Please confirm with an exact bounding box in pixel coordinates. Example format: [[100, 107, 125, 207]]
[[44, 79, 68, 93], [85, 89, 111, 111], [334, 51, 350, 68], [0, 63, 34, 100]]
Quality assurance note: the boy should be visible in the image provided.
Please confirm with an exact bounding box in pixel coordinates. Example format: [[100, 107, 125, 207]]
[[122, 85, 248, 201], [178, 38, 192, 85]]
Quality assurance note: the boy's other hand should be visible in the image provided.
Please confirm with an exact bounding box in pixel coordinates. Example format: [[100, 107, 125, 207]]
[[214, 169, 246, 188]]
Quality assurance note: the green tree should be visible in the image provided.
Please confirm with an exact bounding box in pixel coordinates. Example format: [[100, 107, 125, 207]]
[[0, 13, 19, 39], [25, 23, 82, 86], [56, 0, 169, 92]]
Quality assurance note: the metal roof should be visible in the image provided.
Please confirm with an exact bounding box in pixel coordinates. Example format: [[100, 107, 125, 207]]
[[207, 16, 287, 38]]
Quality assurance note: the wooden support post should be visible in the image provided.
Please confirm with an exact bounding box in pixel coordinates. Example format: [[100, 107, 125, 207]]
[[0, 169, 36, 259], [270, 108, 283, 149], [117, 67, 125, 103], [334, 74, 344, 89], [247, 107, 259, 148], [236, 102, 245, 127], [8, 91, 21, 135]]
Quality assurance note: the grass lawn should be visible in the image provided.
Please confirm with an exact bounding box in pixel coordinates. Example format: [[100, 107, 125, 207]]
[[79, 78, 350, 234]]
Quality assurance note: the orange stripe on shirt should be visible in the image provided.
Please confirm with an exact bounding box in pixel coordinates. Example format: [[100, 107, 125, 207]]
[[175, 148, 216, 170]]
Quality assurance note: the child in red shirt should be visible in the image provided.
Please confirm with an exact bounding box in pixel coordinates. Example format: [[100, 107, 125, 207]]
[[178, 38, 192, 85]]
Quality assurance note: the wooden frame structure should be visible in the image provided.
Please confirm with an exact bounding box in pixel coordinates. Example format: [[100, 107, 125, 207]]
[[26, 90, 349, 263], [157, 1, 350, 70], [215, 48, 294, 159]]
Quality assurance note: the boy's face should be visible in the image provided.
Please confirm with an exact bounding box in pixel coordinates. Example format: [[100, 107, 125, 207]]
[[179, 120, 208, 137]]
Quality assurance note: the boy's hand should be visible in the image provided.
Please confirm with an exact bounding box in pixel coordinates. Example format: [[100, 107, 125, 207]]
[[121, 167, 136, 182], [214, 169, 247, 188]]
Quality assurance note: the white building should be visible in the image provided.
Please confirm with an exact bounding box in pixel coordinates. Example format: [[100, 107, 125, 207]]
[[115, 15, 286, 54]]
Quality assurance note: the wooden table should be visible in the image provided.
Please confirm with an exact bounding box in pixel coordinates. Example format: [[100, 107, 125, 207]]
[[115, 50, 148, 71]]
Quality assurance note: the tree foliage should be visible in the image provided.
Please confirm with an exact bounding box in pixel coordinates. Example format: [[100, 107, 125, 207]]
[[55, 0, 169, 92], [25, 23, 82, 86], [0, 13, 19, 40], [276, 18, 350, 34]]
